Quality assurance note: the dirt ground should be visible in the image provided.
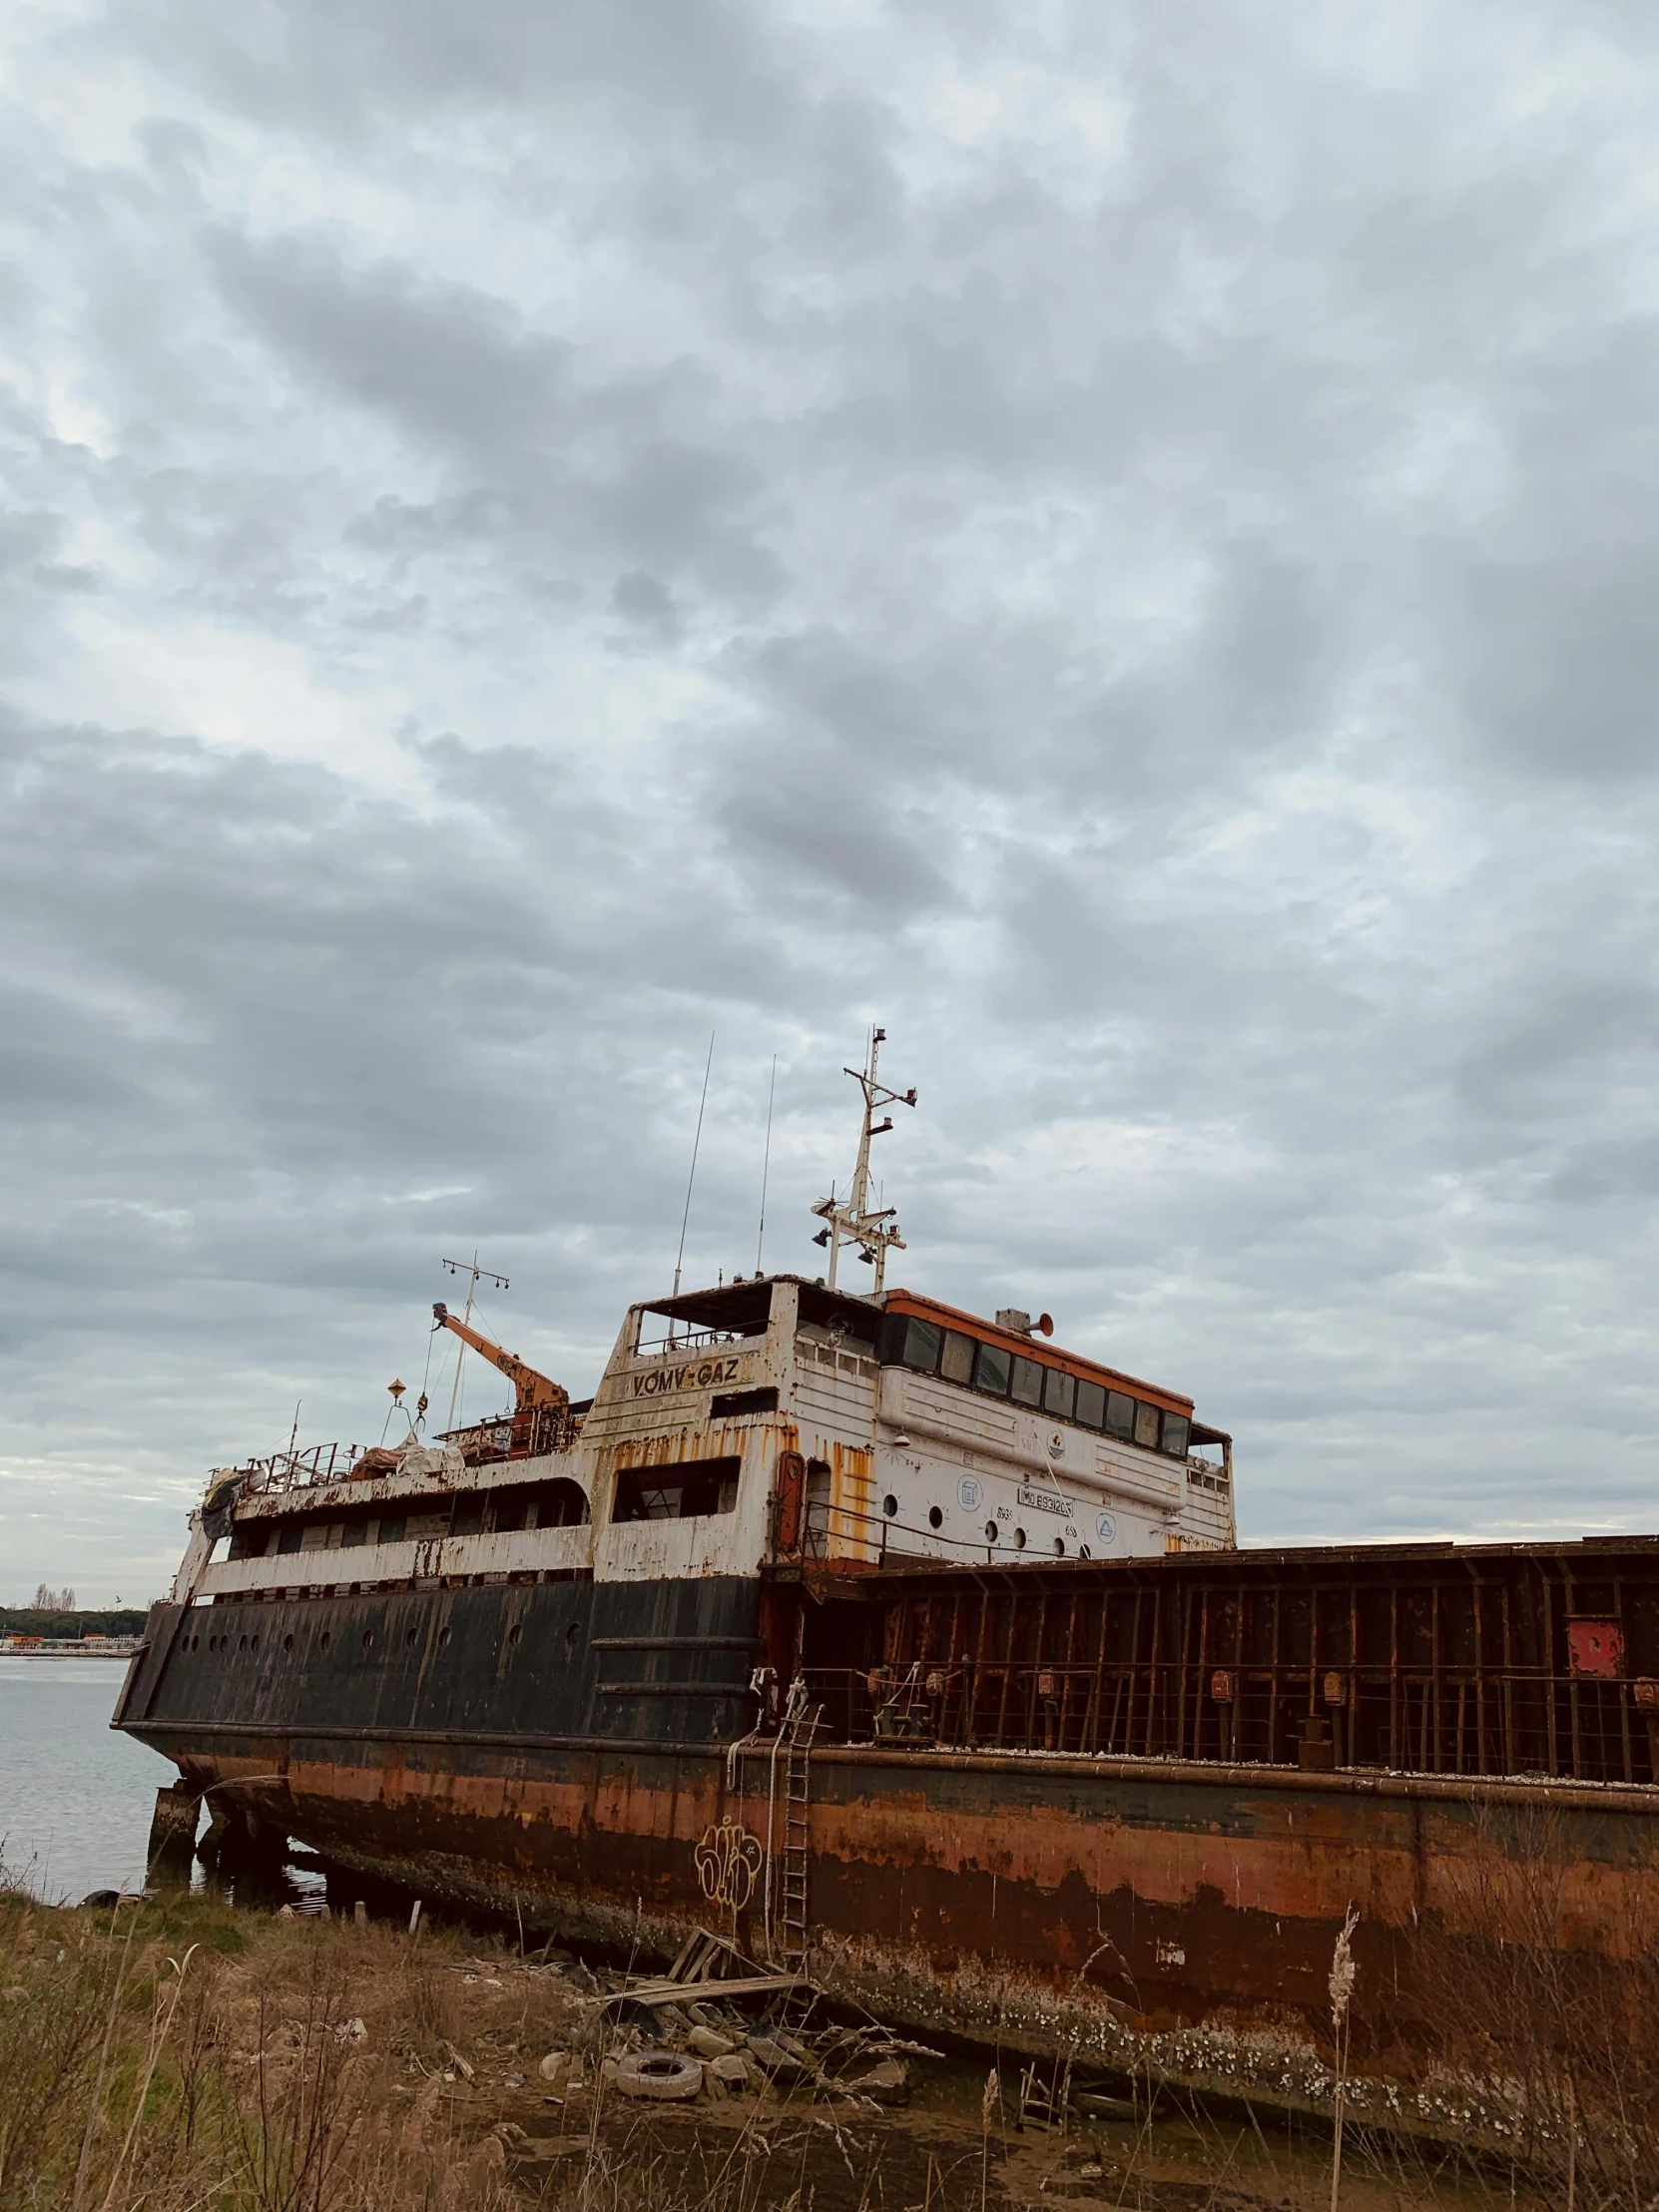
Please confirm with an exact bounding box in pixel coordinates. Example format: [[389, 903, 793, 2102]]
[[0, 1884, 1544, 2212], [415, 1953, 1537, 2211]]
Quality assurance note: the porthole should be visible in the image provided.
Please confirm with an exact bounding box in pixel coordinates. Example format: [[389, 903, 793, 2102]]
[[564, 1622, 581, 1655], [238, 1634, 248, 1653], [927, 1505, 943, 1530], [318, 1631, 331, 1651], [1053, 1537, 1065, 1557], [207, 1634, 217, 1654], [506, 1623, 522, 1647], [361, 1630, 374, 1654], [405, 1627, 418, 1648], [282, 1634, 294, 1654], [1078, 1546, 1092, 1561], [1014, 1527, 1027, 1549], [882, 1494, 898, 1517], [985, 1522, 999, 1544], [438, 1625, 452, 1647], [250, 1634, 260, 1654]]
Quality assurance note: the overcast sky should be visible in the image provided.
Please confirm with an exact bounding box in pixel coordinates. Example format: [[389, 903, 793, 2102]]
[[6, 1, 1659, 1605]]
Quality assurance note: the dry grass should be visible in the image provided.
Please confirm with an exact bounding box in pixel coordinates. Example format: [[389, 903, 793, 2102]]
[[13, 1863, 1614, 2212], [0, 1880, 538, 2212]]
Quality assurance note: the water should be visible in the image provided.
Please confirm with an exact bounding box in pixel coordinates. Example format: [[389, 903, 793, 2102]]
[[0, 1657, 175, 1902]]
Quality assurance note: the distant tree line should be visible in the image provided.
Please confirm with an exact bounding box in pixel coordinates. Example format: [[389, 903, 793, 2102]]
[[31, 1583, 75, 1612], [2, 1603, 151, 1638]]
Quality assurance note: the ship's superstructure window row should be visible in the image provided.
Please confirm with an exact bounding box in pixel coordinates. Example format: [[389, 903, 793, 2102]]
[[225, 1476, 589, 1559], [880, 1312, 1192, 1459]]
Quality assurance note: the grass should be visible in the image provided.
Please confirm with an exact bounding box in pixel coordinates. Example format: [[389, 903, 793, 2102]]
[[0, 1880, 528, 2212], [3, 1858, 1636, 2212]]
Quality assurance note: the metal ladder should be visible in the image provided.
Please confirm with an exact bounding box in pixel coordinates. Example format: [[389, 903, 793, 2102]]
[[774, 1680, 821, 1967]]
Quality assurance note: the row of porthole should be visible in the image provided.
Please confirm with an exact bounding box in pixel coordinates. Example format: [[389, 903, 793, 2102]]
[[880, 1492, 1093, 1559], [188, 1619, 575, 1657]]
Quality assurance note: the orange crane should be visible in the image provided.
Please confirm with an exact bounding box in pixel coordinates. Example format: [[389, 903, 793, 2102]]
[[431, 1304, 568, 1412]]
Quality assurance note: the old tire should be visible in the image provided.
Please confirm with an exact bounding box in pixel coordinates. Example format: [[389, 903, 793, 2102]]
[[614, 2051, 704, 2102]]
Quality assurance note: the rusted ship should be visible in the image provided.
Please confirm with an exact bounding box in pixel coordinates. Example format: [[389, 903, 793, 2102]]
[[116, 1037, 1659, 2113]]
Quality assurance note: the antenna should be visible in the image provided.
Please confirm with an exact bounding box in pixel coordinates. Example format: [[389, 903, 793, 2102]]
[[440, 1252, 509, 1429], [810, 1026, 917, 1295], [755, 1054, 778, 1276], [672, 1029, 717, 1303]]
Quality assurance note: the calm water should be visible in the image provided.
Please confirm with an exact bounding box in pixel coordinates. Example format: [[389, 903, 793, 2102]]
[[0, 1658, 175, 1901]]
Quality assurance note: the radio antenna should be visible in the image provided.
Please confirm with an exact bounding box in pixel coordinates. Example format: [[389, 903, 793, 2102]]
[[755, 1054, 778, 1275], [672, 1029, 716, 1302]]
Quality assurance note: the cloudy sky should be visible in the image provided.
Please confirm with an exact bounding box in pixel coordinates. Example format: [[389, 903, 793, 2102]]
[[6, 0, 1659, 1604]]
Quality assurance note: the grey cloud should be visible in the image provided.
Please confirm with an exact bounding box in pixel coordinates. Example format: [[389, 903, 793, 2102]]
[[10, 0, 1659, 1598], [205, 232, 573, 458]]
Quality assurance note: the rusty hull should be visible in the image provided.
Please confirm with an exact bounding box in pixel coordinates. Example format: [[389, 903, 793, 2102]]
[[116, 1578, 1659, 2122]]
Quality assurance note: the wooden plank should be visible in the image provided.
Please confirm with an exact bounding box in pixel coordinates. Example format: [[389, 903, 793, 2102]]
[[589, 1971, 807, 2012]]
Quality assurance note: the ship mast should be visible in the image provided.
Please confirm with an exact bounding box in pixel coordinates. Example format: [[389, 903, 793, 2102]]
[[811, 1028, 917, 1294], [440, 1252, 509, 1427]]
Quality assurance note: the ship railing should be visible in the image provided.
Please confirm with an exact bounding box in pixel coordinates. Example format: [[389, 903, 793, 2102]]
[[229, 1406, 582, 1499], [234, 1443, 364, 1495], [797, 1656, 1659, 1788], [634, 1327, 755, 1359], [435, 1406, 584, 1463]]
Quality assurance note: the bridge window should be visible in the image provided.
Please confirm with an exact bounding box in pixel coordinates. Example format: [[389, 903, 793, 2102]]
[[898, 1318, 943, 1373], [1074, 1380, 1105, 1430], [613, 1456, 741, 1522], [1042, 1367, 1075, 1418], [1133, 1400, 1161, 1449], [1160, 1413, 1190, 1458], [974, 1342, 1012, 1396], [1010, 1356, 1043, 1407], [1106, 1390, 1135, 1439], [940, 1331, 975, 1385]]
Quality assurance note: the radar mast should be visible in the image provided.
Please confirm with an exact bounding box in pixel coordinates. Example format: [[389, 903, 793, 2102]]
[[810, 1028, 917, 1294]]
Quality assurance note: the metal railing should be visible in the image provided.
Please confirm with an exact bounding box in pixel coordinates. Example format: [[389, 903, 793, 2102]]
[[230, 1405, 583, 1499], [801, 1550, 1659, 1787]]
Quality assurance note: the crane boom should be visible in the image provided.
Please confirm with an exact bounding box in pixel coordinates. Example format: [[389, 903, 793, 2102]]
[[431, 1304, 568, 1411]]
